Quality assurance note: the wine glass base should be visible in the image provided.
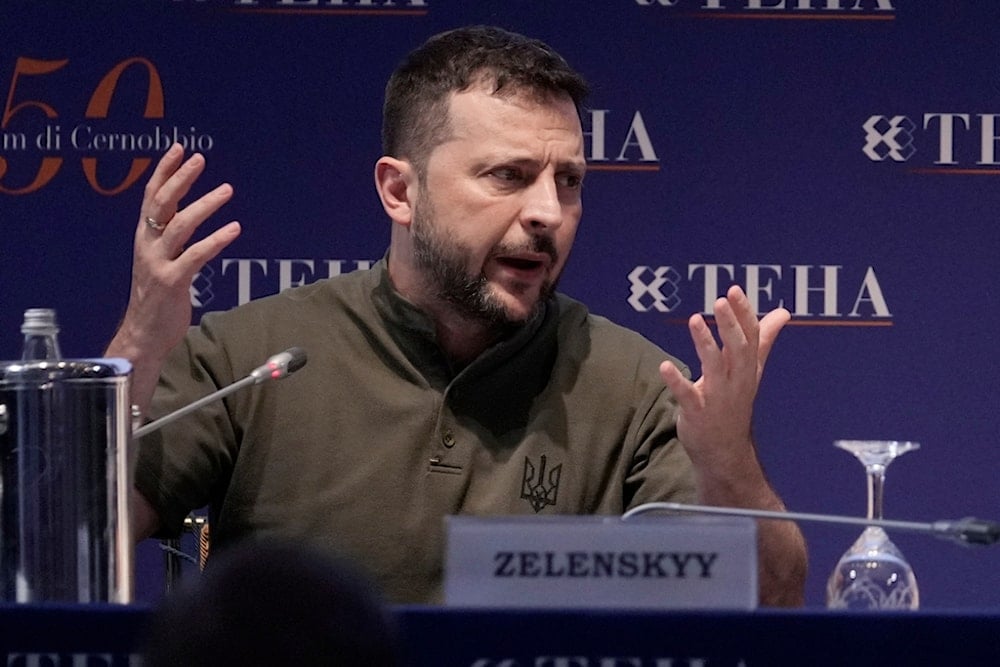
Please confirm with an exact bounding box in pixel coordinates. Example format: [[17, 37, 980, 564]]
[[827, 441, 921, 610], [826, 527, 919, 610]]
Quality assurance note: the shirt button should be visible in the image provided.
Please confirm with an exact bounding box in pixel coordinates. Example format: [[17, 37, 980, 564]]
[[442, 431, 456, 448]]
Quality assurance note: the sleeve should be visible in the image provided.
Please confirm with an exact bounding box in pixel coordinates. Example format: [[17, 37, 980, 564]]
[[622, 355, 698, 510], [133, 315, 241, 538]]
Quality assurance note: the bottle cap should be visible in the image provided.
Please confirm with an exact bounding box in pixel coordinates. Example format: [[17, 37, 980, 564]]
[[21, 308, 59, 335]]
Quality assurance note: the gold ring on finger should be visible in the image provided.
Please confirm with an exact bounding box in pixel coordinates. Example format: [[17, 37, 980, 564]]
[[145, 216, 166, 232]]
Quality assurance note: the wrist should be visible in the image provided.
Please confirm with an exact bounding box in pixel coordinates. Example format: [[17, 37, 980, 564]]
[[105, 319, 173, 366], [691, 440, 782, 511]]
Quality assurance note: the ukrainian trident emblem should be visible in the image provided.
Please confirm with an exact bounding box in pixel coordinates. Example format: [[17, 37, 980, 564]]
[[520, 454, 562, 513]]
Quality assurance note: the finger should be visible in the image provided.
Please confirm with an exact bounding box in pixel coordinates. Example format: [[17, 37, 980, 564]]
[[140, 152, 208, 239], [659, 359, 701, 409], [707, 301, 752, 395], [140, 144, 186, 227], [756, 307, 791, 376], [717, 290, 759, 382], [143, 143, 185, 203], [174, 221, 242, 275], [712, 296, 750, 361], [158, 183, 235, 255], [149, 152, 207, 220], [726, 284, 759, 348], [139, 150, 183, 236], [688, 312, 723, 379]]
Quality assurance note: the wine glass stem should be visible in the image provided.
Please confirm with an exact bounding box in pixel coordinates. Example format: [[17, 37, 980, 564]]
[[867, 463, 886, 521]]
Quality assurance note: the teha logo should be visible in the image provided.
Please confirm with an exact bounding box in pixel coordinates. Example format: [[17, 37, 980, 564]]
[[863, 112, 1000, 173], [628, 266, 682, 312], [584, 109, 660, 171], [628, 263, 892, 326], [862, 115, 916, 162], [190, 257, 375, 309], [520, 454, 562, 513], [634, 0, 896, 20], [220, 0, 429, 15], [190, 264, 216, 308]]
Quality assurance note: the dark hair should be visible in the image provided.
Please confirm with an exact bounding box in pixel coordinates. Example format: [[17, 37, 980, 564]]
[[141, 539, 400, 666], [382, 25, 590, 172]]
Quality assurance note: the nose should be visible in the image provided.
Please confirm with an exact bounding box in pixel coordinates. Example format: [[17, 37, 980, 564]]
[[520, 176, 563, 233]]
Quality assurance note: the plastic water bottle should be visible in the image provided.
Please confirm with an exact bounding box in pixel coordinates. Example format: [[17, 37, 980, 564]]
[[20, 308, 62, 360]]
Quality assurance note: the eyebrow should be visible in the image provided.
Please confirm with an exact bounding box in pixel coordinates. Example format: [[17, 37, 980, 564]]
[[486, 155, 587, 174]]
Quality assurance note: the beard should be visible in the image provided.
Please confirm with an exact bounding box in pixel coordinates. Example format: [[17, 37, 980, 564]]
[[410, 190, 559, 329]]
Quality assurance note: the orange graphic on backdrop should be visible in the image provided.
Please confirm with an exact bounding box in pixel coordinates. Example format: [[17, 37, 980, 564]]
[[0, 56, 165, 196]]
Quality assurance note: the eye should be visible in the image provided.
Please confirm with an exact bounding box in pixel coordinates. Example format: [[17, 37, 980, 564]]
[[491, 167, 524, 183], [557, 172, 583, 189]]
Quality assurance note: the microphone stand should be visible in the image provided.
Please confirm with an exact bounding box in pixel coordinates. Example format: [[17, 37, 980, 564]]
[[133, 374, 257, 439], [133, 347, 307, 439], [622, 502, 1000, 547]]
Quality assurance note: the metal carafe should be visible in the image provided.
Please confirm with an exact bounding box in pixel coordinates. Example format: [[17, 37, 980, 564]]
[[0, 358, 133, 603]]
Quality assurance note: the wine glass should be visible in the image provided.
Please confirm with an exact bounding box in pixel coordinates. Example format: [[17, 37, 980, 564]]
[[825, 439, 920, 610]]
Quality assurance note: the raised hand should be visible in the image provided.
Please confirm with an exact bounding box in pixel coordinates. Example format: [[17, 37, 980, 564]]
[[659, 285, 806, 606], [106, 143, 240, 412], [658, 284, 789, 475]]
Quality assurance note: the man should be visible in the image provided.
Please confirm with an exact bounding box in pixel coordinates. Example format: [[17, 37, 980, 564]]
[[108, 26, 806, 606]]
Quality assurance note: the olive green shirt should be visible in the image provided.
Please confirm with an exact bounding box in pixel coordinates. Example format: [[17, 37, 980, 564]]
[[136, 260, 696, 603]]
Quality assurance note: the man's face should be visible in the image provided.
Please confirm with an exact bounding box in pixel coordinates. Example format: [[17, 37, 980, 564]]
[[409, 85, 586, 326]]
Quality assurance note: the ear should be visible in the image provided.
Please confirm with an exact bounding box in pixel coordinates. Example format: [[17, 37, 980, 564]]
[[374, 156, 417, 227]]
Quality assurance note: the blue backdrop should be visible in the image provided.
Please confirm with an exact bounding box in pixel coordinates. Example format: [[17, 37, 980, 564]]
[[3, 0, 999, 609]]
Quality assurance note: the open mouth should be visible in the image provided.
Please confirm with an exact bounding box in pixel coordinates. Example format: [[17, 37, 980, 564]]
[[497, 257, 545, 271]]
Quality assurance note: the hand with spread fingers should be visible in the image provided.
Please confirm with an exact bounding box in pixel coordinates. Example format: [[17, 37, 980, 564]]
[[659, 284, 787, 473], [659, 285, 807, 607], [106, 143, 241, 414]]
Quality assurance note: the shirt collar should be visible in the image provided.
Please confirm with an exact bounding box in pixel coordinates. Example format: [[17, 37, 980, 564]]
[[369, 256, 554, 382]]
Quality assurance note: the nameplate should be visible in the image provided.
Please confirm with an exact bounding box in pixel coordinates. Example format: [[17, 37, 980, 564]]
[[444, 515, 757, 610]]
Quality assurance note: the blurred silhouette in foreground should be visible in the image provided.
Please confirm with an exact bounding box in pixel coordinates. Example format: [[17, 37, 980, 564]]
[[142, 539, 400, 666]]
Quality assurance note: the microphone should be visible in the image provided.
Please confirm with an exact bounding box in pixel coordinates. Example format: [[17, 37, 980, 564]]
[[133, 347, 308, 439], [249, 347, 308, 383], [621, 502, 1000, 547]]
